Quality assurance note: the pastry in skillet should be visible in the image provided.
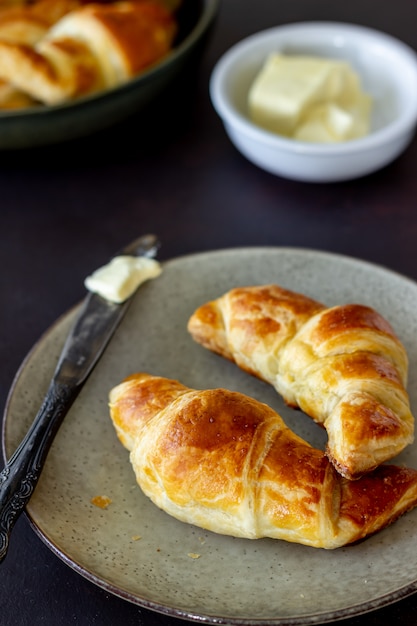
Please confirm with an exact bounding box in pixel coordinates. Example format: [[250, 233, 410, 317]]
[[109, 373, 417, 549], [187, 285, 414, 479], [0, 78, 33, 107], [0, 0, 82, 108], [0, 0, 178, 105], [0, 0, 81, 45]]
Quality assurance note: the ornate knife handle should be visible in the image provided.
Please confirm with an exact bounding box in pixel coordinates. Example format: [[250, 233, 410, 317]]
[[0, 233, 160, 563], [0, 381, 79, 563]]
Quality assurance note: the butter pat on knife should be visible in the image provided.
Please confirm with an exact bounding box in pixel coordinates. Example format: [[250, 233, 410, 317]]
[[85, 255, 162, 303]]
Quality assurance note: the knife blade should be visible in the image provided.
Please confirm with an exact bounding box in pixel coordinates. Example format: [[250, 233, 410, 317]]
[[0, 233, 160, 563]]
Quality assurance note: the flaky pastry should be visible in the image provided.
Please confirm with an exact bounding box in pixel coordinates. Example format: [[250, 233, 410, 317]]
[[0, 0, 177, 105], [187, 285, 414, 479], [109, 373, 417, 549], [0, 0, 83, 108], [0, 0, 81, 44]]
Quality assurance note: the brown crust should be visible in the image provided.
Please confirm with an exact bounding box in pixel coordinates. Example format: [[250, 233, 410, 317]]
[[109, 373, 417, 549], [80, 1, 177, 75], [0, 0, 81, 43], [0, 0, 178, 105], [188, 285, 414, 479]]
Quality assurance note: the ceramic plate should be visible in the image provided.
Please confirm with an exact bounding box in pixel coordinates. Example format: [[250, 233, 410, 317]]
[[4, 247, 417, 625]]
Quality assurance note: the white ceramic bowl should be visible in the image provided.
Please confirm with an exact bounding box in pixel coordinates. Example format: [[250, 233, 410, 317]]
[[210, 21, 417, 183]]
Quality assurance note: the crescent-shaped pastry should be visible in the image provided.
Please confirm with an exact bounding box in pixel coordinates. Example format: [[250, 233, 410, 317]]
[[0, 0, 177, 105], [0, 0, 81, 45], [109, 373, 417, 549], [0, 0, 82, 108], [187, 285, 414, 479]]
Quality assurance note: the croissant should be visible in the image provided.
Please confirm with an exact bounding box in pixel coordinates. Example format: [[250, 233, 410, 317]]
[[187, 285, 414, 480], [0, 77, 32, 106], [109, 372, 417, 549], [0, 0, 82, 108], [0, 0, 81, 45], [0, 0, 177, 105]]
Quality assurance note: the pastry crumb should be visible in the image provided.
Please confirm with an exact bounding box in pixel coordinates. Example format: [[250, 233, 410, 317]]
[[187, 552, 201, 559], [91, 495, 112, 509], [131, 535, 142, 541]]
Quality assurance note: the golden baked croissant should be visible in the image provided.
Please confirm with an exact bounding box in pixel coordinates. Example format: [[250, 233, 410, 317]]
[[109, 372, 417, 549], [0, 0, 177, 105], [0, 77, 32, 107], [187, 285, 414, 480], [0, 0, 81, 44], [0, 0, 82, 108]]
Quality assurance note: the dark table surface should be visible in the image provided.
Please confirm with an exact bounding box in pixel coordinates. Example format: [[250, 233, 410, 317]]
[[2, 0, 417, 624]]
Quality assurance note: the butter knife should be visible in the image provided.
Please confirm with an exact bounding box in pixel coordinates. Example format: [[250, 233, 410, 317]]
[[0, 233, 160, 563]]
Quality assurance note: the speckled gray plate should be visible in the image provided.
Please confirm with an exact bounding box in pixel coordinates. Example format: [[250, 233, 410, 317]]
[[4, 247, 417, 624]]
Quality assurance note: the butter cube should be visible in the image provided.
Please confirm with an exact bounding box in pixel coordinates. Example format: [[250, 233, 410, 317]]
[[295, 99, 371, 143], [295, 103, 353, 142], [294, 114, 337, 143], [248, 53, 372, 143], [248, 54, 350, 136], [343, 93, 372, 138]]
